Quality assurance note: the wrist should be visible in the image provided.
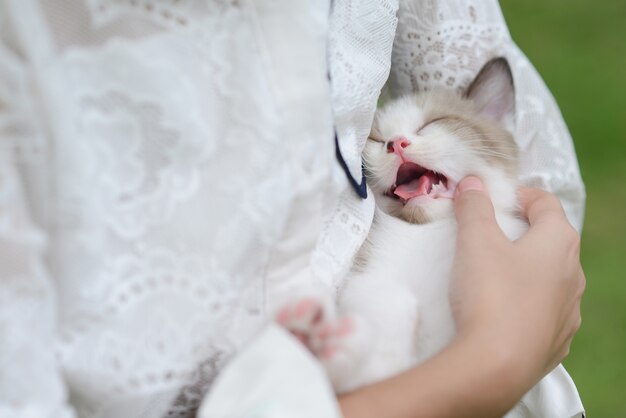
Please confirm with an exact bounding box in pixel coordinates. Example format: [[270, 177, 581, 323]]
[[450, 329, 535, 412], [455, 300, 552, 395]]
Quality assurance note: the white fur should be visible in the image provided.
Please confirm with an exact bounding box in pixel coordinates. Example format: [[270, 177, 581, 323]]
[[333, 209, 527, 392]]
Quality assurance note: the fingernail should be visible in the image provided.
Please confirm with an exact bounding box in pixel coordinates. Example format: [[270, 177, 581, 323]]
[[457, 176, 484, 194]]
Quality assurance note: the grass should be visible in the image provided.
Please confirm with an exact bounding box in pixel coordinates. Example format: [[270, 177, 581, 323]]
[[500, 1, 626, 415]]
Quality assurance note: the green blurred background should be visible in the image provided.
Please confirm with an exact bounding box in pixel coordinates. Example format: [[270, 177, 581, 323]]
[[500, 1, 626, 416]]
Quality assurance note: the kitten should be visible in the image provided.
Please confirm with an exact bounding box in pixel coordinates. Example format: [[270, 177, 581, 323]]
[[328, 57, 528, 392], [277, 58, 580, 417]]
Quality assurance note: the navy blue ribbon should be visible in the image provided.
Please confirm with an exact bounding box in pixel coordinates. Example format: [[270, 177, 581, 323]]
[[334, 132, 367, 199]]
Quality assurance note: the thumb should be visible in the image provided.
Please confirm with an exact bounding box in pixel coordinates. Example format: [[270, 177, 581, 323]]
[[453, 176, 500, 235]]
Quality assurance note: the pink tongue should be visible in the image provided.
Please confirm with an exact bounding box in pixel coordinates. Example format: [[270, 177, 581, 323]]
[[394, 173, 433, 200]]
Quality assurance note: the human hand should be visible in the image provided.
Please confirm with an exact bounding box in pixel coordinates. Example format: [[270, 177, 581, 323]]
[[450, 176, 585, 393], [339, 176, 585, 418]]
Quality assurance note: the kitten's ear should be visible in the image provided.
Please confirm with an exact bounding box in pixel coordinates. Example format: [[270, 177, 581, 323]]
[[465, 58, 515, 124]]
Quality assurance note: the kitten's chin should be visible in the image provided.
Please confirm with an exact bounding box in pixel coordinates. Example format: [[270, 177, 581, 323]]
[[376, 195, 454, 224]]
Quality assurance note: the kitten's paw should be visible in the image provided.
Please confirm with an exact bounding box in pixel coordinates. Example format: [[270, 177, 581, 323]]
[[275, 298, 326, 350], [275, 298, 355, 359], [276, 298, 366, 392]]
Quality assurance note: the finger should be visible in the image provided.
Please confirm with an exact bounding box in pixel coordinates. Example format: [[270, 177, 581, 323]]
[[577, 271, 587, 299], [518, 187, 567, 227], [517, 188, 579, 251], [454, 176, 503, 237]]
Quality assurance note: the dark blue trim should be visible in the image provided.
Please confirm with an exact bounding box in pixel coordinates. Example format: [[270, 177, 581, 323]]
[[334, 132, 367, 199]]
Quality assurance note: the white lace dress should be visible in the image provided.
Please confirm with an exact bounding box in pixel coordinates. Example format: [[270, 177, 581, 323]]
[[0, 1, 584, 417]]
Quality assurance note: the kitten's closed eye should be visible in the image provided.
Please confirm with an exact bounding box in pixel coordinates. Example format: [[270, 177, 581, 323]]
[[368, 129, 385, 144], [367, 136, 385, 144], [415, 116, 452, 135]]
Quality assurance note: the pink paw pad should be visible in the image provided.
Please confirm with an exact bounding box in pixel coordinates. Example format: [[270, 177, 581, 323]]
[[276, 298, 324, 328], [275, 298, 325, 347], [276, 298, 354, 360]]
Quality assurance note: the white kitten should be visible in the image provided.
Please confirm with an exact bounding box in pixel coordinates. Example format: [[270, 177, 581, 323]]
[[277, 58, 582, 418], [330, 58, 529, 392]]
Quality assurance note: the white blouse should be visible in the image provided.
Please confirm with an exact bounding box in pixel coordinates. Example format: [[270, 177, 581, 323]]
[[0, 1, 584, 417]]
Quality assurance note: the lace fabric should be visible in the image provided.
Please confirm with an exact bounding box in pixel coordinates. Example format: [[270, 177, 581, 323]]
[[0, 1, 585, 417], [311, 0, 399, 291], [1, 1, 333, 417]]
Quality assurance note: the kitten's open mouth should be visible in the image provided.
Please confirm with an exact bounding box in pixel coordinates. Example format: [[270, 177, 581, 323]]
[[387, 162, 455, 203]]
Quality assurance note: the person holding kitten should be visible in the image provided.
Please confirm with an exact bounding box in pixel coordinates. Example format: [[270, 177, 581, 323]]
[[0, 1, 584, 418]]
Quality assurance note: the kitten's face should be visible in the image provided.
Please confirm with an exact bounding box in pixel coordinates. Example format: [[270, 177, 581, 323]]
[[364, 59, 519, 224]]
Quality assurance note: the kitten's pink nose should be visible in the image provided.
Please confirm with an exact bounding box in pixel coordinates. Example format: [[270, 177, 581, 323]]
[[387, 137, 410, 154]]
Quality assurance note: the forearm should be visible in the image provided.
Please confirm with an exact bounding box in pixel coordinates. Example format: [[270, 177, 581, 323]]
[[338, 333, 528, 418]]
